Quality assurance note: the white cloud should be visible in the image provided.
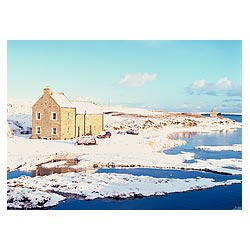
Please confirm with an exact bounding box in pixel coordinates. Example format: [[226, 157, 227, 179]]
[[216, 77, 232, 89], [186, 79, 216, 95], [192, 80, 206, 89], [186, 77, 241, 97], [119, 73, 157, 87]]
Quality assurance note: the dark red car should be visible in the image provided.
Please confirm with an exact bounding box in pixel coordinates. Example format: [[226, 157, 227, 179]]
[[97, 131, 112, 139]]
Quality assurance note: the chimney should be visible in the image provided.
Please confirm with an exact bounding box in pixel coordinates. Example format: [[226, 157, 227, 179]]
[[43, 87, 52, 95]]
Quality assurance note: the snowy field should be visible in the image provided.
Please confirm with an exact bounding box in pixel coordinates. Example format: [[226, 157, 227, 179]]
[[7, 99, 242, 209]]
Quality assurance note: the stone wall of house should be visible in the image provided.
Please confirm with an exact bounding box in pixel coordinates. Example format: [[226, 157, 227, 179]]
[[31, 93, 61, 140], [85, 114, 104, 135], [60, 108, 76, 139], [75, 114, 85, 137]]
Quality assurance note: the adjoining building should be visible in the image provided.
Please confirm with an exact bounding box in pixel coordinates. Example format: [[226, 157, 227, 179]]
[[31, 87, 104, 140]]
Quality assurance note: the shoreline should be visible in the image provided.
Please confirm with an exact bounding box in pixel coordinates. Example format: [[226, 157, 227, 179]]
[[7, 114, 242, 172]]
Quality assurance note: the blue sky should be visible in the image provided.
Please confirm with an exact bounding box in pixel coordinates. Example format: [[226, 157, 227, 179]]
[[7, 40, 242, 112]]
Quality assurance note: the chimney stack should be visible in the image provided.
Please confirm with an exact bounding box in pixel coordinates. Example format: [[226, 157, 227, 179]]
[[43, 87, 52, 95]]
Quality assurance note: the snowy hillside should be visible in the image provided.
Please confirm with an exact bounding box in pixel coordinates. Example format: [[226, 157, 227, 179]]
[[7, 98, 34, 115], [7, 98, 34, 136]]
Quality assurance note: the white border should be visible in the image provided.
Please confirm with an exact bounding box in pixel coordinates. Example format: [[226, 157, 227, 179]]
[[1, 0, 249, 250]]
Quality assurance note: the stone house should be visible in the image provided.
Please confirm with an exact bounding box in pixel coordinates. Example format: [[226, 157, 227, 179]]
[[31, 87, 104, 140]]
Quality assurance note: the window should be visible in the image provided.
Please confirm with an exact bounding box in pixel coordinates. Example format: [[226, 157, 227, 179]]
[[67, 112, 71, 120], [52, 128, 57, 135], [67, 127, 70, 133], [51, 112, 57, 120], [36, 126, 41, 134], [36, 112, 41, 120]]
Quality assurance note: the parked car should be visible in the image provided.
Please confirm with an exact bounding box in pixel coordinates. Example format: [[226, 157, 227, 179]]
[[76, 134, 96, 145], [20, 127, 32, 134], [126, 129, 139, 135], [97, 131, 111, 139]]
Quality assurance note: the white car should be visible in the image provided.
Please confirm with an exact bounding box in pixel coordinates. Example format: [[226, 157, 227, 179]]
[[76, 134, 96, 145]]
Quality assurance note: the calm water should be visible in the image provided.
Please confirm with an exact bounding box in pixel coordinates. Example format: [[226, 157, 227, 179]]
[[202, 113, 242, 122], [51, 184, 242, 210], [96, 168, 242, 182], [7, 170, 32, 179], [8, 114, 242, 210]]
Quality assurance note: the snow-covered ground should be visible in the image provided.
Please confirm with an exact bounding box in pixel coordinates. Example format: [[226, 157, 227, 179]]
[[7, 172, 241, 209], [8, 134, 242, 175], [7, 98, 242, 209], [7, 186, 65, 209], [180, 158, 242, 175]]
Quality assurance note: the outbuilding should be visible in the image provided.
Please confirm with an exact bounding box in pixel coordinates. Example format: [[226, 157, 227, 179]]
[[210, 109, 217, 118]]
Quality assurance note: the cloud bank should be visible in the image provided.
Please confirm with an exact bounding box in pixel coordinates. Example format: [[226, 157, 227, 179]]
[[119, 73, 157, 87], [186, 77, 241, 96]]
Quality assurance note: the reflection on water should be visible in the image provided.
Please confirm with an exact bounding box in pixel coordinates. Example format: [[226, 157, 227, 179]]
[[167, 129, 238, 141], [31, 158, 80, 177], [165, 128, 242, 156], [167, 131, 198, 139], [207, 128, 238, 135], [8, 165, 96, 179], [7, 158, 92, 179], [32, 166, 84, 177]]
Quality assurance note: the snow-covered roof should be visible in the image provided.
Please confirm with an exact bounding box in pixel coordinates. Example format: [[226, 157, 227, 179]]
[[71, 101, 103, 114], [50, 92, 102, 114], [41, 89, 103, 114], [51, 93, 75, 108]]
